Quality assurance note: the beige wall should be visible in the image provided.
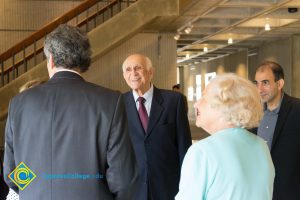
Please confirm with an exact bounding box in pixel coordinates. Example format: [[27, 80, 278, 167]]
[[84, 33, 177, 92]]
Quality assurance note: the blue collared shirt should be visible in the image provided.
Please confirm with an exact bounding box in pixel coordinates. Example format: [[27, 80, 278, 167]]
[[258, 95, 283, 150]]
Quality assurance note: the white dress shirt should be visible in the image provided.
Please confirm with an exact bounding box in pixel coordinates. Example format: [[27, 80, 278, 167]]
[[132, 84, 153, 117]]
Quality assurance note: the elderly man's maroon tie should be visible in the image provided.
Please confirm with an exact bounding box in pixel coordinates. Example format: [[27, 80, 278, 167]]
[[138, 97, 148, 132]]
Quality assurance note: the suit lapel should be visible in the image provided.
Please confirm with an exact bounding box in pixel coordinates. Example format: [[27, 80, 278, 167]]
[[271, 94, 292, 151], [146, 87, 163, 138], [124, 92, 145, 136]]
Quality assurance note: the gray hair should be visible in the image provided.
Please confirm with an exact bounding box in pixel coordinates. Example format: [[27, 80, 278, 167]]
[[205, 73, 263, 129], [44, 24, 92, 72]]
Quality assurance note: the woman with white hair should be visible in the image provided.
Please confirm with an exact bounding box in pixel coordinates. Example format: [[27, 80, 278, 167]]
[[176, 73, 275, 200]]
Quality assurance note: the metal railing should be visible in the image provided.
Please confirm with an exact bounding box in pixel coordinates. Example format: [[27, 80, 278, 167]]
[[0, 0, 137, 87]]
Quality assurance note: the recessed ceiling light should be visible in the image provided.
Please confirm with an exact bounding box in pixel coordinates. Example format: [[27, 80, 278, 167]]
[[265, 23, 271, 31]]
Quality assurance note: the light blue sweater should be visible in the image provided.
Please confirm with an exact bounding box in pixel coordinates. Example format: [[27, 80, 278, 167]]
[[176, 127, 274, 200]]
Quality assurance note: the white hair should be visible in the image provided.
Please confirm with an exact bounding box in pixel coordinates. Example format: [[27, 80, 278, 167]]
[[205, 73, 263, 128]]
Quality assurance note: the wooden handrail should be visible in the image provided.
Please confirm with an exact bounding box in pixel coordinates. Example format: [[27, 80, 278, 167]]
[[0, 0, 137, 87], [1, 47, 44, 75]]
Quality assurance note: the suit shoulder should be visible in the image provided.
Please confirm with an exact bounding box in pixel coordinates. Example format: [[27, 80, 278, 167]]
[[11, 84, 44, 102], [291, 96, 300, 104], [123, 91, 131, 96], [122, 91, 132, 99], [284, 94, 300, 107], [156, 88, 182, 98], [83, 82, 121, 97]]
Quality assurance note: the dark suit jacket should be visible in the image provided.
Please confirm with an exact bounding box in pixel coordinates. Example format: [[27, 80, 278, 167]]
[[124, 87, 192, 200], [251, 94, 300, 200], [4, 71, 138, 200], [0, 157, 9, 200]]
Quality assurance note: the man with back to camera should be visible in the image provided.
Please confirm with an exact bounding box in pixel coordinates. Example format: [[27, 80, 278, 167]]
[[122, 54, 192, 200], [253, 61, 300, 200], [4, 24, 138, 200]]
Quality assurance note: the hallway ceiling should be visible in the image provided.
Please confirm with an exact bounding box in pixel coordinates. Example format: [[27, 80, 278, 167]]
[[144, 0, 300, 65]]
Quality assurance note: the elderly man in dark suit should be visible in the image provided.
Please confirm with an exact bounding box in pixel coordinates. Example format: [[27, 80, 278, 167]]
[[253, 61, 300, 200], [122, 54, 192, 200], [4, 24, 137, 200]]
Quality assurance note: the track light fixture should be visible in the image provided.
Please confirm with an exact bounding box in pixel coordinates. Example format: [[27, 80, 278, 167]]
[[174, 34, 180, 40], [228, 38, 233, 44], [184, 23, 193, 34], [203, 46, 208, 52], [184, 27, 192, 34]]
